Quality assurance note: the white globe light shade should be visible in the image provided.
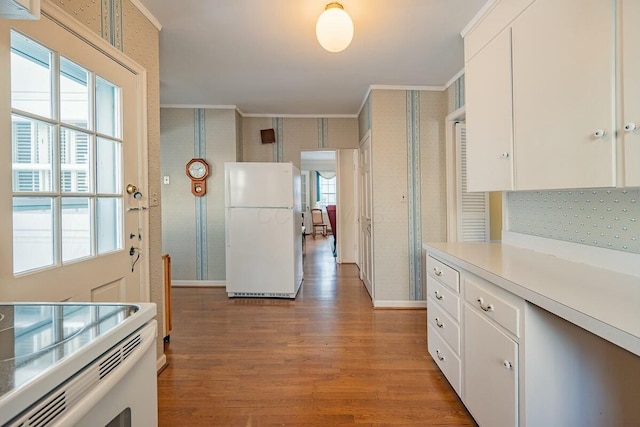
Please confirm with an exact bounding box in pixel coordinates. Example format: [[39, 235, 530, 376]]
[[315, 4, 354, 53]]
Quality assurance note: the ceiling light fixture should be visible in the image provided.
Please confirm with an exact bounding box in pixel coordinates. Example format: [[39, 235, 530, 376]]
[[315, 2, 354, 53]]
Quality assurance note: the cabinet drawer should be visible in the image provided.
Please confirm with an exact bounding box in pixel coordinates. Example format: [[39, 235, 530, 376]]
[[465, 275, 521, 338], [427, 256, 460, 292], [427, 298, 461, 355], [427, 276, 460, 322], [428, 324, 462, 397]]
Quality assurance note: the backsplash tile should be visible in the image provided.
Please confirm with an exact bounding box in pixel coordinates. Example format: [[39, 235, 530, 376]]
[[507, 189, 639, 254]]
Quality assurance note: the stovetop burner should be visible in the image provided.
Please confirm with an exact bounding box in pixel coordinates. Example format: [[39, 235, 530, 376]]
[[0, 303, 138, 398]]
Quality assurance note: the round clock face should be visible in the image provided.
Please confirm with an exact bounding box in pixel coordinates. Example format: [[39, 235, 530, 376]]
[[188, 161, 207, 179]]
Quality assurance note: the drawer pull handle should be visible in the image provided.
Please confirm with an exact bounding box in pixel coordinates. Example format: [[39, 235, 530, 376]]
[[433, 267, 443, 276], [436, 350, 445, 361], [435, 317, 444, 328], [477, 297, 494, 312], [503, 360, 512, 370], [434, 290, 443, 300]]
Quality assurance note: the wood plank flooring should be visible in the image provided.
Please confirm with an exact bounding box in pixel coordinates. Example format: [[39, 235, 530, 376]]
[[157, 237, 476, 426]]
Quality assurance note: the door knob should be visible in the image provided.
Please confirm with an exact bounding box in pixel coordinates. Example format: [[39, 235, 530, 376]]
[[624, 123, 638, 132]]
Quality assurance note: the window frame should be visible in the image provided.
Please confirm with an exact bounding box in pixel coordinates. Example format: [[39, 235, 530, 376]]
[[10, 30, 124, 275]]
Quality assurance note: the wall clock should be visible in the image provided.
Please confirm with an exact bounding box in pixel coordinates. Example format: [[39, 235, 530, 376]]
[[186, 158, 210, 196]]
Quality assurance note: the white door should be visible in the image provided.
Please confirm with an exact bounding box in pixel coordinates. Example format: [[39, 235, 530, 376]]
[[358, 133, 373, 298], [0, 11, 147, 303]]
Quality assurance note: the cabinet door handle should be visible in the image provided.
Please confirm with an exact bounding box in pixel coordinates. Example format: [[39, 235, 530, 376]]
[[477, 297, 494, 312], [593, 129, 607, 138], [436, 350, 445, 361], [624, 123, 638, 132], [433, 267, 442, 276], [435, 317, 444, 328], [503, 360, 512, 370], [500, 152, 510, 158], [434, 290, 443, 300]]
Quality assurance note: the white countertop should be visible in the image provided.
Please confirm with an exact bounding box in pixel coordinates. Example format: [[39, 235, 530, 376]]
[[423, 242, 640, 357]]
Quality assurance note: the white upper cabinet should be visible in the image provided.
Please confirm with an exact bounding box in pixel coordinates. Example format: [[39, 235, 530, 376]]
[[465, 29, 514, 192], [511, 0, 615, 190], [464, 0, 635, 191], [621, 0, 640, 186]]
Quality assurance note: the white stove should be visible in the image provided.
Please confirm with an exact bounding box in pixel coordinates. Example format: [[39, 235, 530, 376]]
[[0, 303, 157, 427]]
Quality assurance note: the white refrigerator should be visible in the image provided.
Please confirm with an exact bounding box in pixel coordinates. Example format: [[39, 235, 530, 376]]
[[225, 162, 303, 298]]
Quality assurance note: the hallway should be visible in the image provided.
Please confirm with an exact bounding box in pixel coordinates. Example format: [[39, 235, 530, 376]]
[[157, 237, 475, 426]]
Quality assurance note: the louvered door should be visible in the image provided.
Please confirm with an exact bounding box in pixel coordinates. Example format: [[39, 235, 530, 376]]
[[456, 123, 490, 242]]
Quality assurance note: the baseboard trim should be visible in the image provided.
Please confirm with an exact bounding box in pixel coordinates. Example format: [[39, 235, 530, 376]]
[[373, 300, 427, 309], [172, 280, 226, 288], [156, 354, 167, 374]]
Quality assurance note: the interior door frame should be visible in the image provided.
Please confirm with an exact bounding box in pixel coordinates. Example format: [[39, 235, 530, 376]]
[[358, 130, 373, 299], [445, 106, 465, 242], [0, 2, 150, 302]]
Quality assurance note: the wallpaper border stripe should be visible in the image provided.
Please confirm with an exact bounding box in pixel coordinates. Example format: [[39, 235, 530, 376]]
[[406, 90, 423, 301], [100, 0, 123, 51], [272, 117, 283, 162], [318, 118, 328, 148], [194, 108, 208, 280]]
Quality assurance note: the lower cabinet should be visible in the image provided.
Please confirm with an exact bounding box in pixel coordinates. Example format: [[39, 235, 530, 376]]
[[464, 305, 518, 427]]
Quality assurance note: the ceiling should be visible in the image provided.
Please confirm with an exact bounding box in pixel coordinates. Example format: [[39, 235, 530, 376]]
[[137, 0, 488, 116]]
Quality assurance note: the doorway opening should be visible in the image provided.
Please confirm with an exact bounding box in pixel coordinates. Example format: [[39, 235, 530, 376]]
[[300, 151, 336, 258]]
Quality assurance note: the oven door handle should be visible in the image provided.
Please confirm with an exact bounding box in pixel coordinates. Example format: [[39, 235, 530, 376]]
[[50, 320, 157, 427]]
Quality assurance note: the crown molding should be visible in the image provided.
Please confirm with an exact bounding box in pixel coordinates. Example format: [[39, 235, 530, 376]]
[[369, 84, 445, 92], [160, 104, 238, 110], [242, 113, 357, 119], [445, 68, 465, 90], [129, 0, 162, 30], [460, 0, 497, 37]]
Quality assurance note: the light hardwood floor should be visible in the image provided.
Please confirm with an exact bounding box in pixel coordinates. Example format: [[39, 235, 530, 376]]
[[157, 236, 476, 426]]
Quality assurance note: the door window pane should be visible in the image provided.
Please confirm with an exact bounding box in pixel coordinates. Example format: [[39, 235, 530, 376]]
[[12, 116, 53, 193], [97, 197, 121, 254], [10, 31, 52, 118], [96, 138, 121, 194], [96, 76, 121, 138], [62, 198, 92, 262], [60, 128, 91, 193], [13, 197, 54, 273], [60, 57, 89, 129]]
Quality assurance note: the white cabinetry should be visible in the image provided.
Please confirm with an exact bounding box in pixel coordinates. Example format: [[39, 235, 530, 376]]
[[464, 0, 638, 191], [511, 0, 615, 190], [465, 29, 514, 192], [464, 306, 518, 427], [426, 256, 462, 397], [621, 0, 640, 186], [463, 274, 522, 427]]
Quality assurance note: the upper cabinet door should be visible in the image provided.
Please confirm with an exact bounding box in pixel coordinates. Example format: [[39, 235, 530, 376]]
[[621, 0, 640, 186], [511, 0, 615, 190], [465, 29, 515, 192]]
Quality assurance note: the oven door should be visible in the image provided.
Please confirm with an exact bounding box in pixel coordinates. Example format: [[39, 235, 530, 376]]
[[6, 321, 157, 427], [51, 321, 158, 427]]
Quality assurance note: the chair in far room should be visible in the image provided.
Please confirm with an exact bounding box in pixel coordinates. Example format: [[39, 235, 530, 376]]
[[326, 205, 337, 257], [310, 208, 327, 238]]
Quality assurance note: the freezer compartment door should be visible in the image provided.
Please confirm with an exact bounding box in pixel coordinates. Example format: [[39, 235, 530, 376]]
[[226, 207, 296, 295], [225, 162, 293, 208]]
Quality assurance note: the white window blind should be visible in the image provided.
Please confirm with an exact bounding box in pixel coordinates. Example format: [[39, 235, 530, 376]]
[[456, 123, 490, 242]]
